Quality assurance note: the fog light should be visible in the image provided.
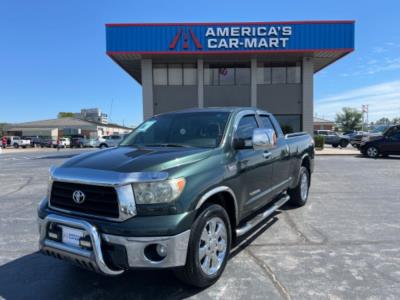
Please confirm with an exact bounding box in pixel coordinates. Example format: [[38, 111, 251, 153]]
[[79, 236, 92, 249], [156, 244, 167, 257]]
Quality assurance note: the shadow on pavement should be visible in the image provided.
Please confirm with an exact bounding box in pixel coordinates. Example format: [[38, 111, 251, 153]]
[[355, 154, 400, 160], [0, 253, 201, 299], [0, 213, 283, 299]]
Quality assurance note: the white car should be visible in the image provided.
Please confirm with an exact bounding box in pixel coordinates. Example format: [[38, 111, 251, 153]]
[[7, 136, 31, 148], [96, 135, 125, 148], [52, 138, 71, 148]]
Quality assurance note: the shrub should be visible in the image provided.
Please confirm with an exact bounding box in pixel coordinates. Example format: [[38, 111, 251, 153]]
[[281, 125, 294, 135], [314, 135, 324, 149]]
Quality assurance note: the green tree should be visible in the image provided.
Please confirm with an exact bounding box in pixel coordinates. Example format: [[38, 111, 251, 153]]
[[375, 117, 391, 125], [391, 117, 400, 124], [335, 107, 362, 132], [0, 123, 8, 136], [57, 112, 75, 118]]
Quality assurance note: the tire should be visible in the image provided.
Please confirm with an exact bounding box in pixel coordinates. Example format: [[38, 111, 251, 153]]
[[332, 144, 339, 148], [366, 146, 379, 158], [174, 204, 231, 288], [340, 140, 348, 148], [288, 166, 310, 207], [13, 143, 19, 149]]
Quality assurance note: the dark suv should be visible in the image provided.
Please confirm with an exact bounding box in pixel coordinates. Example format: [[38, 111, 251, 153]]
[[360, 125, 400, 158]]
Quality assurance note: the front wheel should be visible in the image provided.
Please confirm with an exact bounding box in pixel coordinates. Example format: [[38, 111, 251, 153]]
[[174, 204, 231, 288], [332, 144, 339, 148], [366, 146, 379, 158], [288, 166, 310, 207], [340, 140, 348, 148]]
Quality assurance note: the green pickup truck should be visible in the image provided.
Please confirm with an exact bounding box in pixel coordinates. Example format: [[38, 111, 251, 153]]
[[38, 107, 314, 287]]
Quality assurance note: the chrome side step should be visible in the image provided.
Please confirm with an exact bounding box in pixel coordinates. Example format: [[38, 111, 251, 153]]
[[235, 194, 290, 237]]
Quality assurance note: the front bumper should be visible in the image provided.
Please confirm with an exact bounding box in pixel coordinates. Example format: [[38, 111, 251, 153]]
[[38, 214, 190, 275]]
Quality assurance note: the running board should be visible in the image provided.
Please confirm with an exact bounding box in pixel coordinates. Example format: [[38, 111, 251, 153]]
[[235, 194, 290, 237]]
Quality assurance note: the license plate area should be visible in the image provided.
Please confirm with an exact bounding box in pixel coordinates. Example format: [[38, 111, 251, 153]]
[[61, 225, 85, 247]]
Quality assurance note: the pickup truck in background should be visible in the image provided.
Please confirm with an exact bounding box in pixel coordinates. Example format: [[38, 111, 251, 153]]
[[360, 124, 400, 158], [38, 107, 314, 287], [7, 136, 31, 148]]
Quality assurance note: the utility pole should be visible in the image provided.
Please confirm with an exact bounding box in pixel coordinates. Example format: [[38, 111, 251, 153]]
[[362, 104, 369, 131], [109, 98, 114, 123]]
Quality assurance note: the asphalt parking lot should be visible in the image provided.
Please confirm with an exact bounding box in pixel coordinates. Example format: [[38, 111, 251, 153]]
[[0, 150, 399, 299]]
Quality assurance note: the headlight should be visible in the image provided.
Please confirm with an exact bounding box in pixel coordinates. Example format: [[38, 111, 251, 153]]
[[132, 178, 186, 204]]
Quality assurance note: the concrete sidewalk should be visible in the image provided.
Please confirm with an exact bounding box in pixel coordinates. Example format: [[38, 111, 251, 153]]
[[316, 145, 360, 155]]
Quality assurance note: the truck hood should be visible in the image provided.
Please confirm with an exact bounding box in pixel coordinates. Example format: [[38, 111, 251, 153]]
[[61, 146, 213, 173]]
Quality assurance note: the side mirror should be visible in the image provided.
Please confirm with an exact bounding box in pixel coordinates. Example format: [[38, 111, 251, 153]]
[[252, 128, 276, 150]]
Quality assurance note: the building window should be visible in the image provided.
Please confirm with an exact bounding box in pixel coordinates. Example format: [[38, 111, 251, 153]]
[[271, 66, 286, 84], [183, 64, 197, 85], [153, 64, 168, 85], [153, 63, 197, 86], [168, 64, 183, 85], [236, 68, 251, 85], [274, 115, 301, 133], [257, 62, 301, 85], [204, 64, 250, 86], [219, 68, 235, 85], [287, 63, 301, 84]]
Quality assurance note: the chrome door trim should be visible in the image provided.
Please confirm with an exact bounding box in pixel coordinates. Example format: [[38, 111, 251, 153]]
[[246, 177, 292, 205]]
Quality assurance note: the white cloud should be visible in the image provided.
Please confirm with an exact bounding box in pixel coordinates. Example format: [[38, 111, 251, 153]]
[[315, 80, 400, 121]]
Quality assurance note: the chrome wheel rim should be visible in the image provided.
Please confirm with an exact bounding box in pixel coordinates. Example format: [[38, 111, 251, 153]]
[[367, 147, 377, 157], [300, 172, 308, 201], [198, 217, 227, 276]]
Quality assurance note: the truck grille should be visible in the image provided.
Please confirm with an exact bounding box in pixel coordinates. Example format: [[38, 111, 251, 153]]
[[50, 181, 119, 218]]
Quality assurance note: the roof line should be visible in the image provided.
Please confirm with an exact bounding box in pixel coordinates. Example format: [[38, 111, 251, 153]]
[[105, 20, 355, 27], [107, 49, 354, 56]]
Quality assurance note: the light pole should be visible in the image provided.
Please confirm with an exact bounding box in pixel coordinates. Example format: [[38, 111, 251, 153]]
[[362, 104, 369, 132]]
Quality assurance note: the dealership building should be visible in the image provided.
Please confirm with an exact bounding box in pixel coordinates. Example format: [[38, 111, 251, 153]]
[[106, 21, 354, 134]]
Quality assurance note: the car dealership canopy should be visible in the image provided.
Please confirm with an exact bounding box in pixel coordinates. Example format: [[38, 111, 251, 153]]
[[106, 21, 355, 134]]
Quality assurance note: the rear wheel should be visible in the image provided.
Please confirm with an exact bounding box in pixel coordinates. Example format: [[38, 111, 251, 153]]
[[332, 144, 339, 148], [366, 146, 379, 158], [174, 204, 231, 288], [99, 143, 108, 149], [288, 166, 310, 207]]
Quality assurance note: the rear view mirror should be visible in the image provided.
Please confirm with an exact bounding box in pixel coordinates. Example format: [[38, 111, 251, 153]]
[[252, 128, 276, 150]]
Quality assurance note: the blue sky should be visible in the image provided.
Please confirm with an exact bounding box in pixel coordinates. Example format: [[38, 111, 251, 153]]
[[1, 0, 399, 126]]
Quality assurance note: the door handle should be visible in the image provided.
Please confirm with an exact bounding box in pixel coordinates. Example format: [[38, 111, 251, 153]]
[[263, 152, 271, 159]]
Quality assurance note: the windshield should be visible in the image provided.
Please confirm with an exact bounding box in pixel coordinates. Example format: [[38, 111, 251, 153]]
[[121, 112, 230, 148], [371, 125, 388, 133]]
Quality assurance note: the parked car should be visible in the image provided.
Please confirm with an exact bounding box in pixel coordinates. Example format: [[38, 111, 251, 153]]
[[70, 137, 85, 148], [360, 125, 400, 158], [83, 138, 97, 148], [350, 126, 390, 149], [314, 130, 350, 148], [38, 138, 53, 148], [7, 136, 30, 148], [38, 107, 314, 287], [52, 137, 70, 148], [95, 134, 125, 148]]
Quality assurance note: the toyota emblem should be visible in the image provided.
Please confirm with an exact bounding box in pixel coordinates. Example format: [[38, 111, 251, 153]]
[[72, 190, 86, 204]]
